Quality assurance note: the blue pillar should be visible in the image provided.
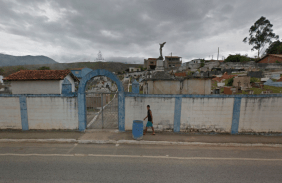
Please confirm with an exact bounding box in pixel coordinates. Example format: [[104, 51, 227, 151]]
[[78, 93, 86, 131], [19, 96, 29, 131], [132, 80, 139, 94], [118, 91, 125, 132], [174, 97, 182, 132], [231, 97, 242, 134]]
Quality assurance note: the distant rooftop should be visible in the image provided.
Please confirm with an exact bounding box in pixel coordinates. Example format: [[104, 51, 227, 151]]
[[4, 70, 79, 81]]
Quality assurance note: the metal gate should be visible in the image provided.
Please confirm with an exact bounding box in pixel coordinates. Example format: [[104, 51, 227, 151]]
[[86, 92, 118, 129]]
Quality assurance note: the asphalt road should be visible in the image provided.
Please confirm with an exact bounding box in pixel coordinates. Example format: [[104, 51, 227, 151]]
[[0, 143, 282, 183]]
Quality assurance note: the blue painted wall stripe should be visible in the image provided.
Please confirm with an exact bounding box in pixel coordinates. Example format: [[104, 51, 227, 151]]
[[174, 97, 182, 132], [124, 92, 282, 98], [19, 96, 29, 131], [231, 98, 242, 134]]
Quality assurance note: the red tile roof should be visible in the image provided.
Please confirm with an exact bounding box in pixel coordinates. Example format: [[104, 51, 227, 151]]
[[212, 72, 237, 82], [277, 77, 282, 82], [3, 70, 79, 81]]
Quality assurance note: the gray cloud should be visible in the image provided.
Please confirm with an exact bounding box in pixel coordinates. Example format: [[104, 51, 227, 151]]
[[0, 0, 281, 63]]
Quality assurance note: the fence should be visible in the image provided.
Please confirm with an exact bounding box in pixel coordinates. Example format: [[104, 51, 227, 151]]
[[0, 94, 78, 130], [124, 93, 282, 134]]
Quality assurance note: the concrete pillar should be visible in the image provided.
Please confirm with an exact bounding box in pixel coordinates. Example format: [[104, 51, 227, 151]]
[[132, 80, 140, 94]]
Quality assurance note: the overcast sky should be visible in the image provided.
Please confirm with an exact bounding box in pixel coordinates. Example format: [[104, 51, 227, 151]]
[[0, 0, 282, 63]]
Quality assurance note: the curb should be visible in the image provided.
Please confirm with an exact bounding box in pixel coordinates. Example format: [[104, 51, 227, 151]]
[[0, 139, 282, 148]]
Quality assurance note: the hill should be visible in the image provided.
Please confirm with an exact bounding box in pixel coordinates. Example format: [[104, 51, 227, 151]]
[[0, 61, 143, 77], [0, 54, 57, 67]]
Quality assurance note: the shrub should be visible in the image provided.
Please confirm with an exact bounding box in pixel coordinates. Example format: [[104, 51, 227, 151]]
[[0, 68, 4, 74], [38, 66, 50, 70], [250, 77, 260, 83], [224, 54, 250, 62], [16, 66, 27, 71], [225, 77, 234, 86]]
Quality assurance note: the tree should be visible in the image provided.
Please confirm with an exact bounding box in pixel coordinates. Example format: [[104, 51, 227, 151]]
[[224, 54, 250, 62], [243, 16, 279, 58], [38, 66, 50, 70], [265, 40, 282, 54]]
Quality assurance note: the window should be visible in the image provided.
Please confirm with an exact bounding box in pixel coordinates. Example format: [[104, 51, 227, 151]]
[[150, 62, 154, 64]]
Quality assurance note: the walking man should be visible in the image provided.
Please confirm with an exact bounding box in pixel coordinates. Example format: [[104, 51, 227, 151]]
[[143, 105, 155, 135]]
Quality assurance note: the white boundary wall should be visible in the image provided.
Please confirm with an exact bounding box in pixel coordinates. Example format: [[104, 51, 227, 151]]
[[0, 97, 22, 129], [239, 97, 282, 133], [27, 97, 78, 130], [125, 97, 175, 130], [181, 98, 234, 132]]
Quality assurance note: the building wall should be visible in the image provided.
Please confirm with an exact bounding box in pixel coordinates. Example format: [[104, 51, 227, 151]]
[[144, 79, 211, 95], [239, 97, 282, 133], [182, 79, 211, 94], [181, 98, 234, 132], [153, 80, 181, 94], [125, 97, 175, 130], [11, 80, 61, 94], [0, 97, 22, 129], [259, 55, 282, 63], [11, 75, 75, 94], [26, 97, 78, 130]]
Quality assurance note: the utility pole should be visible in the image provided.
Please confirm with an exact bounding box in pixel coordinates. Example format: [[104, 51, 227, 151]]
[[217, 47, 219, 60]]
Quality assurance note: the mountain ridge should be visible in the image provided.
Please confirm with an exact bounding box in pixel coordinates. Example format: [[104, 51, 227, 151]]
[[0, 53, 57, 67]]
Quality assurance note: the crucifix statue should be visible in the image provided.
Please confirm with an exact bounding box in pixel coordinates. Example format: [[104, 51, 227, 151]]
[[158, 42, 166, 60]]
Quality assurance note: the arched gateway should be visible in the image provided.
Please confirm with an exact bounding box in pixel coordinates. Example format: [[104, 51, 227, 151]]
[[78, 69, 125, 131]]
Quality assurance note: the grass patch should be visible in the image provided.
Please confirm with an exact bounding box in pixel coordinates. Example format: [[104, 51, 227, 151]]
[[211, 80, 217, 90], [220, 88, 224, 93], [129, 85, 132, 92], [264, 85, 282, 93]]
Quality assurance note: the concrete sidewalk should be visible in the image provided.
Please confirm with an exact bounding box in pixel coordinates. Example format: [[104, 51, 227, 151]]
[[1, 130, 282, 147]]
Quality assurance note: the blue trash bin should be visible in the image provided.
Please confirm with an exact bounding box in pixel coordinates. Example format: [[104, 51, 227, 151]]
[[132, 120, 143, 140]]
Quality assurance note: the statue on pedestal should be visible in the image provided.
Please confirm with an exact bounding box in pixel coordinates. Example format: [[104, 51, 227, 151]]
[[158, 42, 166, 60]]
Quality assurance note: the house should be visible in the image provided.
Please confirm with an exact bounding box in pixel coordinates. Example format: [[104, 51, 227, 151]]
[[142, 71, 212, 94], [144, 58, 158, 70], [258, 54, 282, 63], [164, 56, 182, 68], [3, 70, 79, 94], [71, 68, 92, 80]]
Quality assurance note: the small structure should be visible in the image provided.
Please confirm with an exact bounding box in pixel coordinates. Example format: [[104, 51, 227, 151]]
[[142, 71, 213, 94], [258, 54, 282, 63], [129, 67, 141, 72], [4, 70, 79, 94], [144, 58, 158, 70], [233, 76, 251, 90], [164, 56, 182, 68]]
